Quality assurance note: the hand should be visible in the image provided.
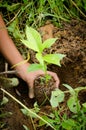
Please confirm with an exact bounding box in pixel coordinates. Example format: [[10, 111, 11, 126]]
[[15, 63, 60, 98]]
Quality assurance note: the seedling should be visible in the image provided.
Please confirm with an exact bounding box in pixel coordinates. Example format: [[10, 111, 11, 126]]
[[21, 26, 65, 82]]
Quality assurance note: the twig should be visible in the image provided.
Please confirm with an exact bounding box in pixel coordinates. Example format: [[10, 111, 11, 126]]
[[6, 9, 21, 26], [5, 62, 8, 77], [0, 70, 17, 75]]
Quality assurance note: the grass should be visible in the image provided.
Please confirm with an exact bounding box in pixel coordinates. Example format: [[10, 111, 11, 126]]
[[0, 0, 86, 28]]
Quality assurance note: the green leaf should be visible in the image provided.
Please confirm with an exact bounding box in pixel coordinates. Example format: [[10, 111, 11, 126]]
[[36, 53, 44, 65], [24, 26, 42, 52], [62, 119, 75, 130], [23, 0, 28, 4], [82, 102, 86, 108], [42, 38, 57, 51], [1, 97, 9, 105], [43, 54, 65, 66], [10, 78, 19, 87], [63, 84, 75, 95], [21, 40, 31, 48], [23, 125, 30, 130], [8, 19, 22, 39], [27, 64, 44, 72], [39, 116, 49, 126], [67, 96, 80, 113], [50, 89, 65, 107], [39, 115, 56, 127], [21, 108, 36, 118], [7, 3, 20, 12]]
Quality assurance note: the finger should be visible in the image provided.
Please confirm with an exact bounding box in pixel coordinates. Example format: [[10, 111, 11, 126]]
[[54, 75, 60, 88], [27, 80, 35, 98], [28, 86, 35, 99], [47, 71, 60, 87], [55, 79, 60, 88]]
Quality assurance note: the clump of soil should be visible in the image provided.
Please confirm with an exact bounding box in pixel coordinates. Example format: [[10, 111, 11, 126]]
[[34, 75, 56, 105]]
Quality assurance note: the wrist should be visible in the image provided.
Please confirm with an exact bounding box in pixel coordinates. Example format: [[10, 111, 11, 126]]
[[14, 63, 30, 81]]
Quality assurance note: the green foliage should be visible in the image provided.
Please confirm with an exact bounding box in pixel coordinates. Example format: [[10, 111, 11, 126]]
[[7, 19, 22, 39], [0, 0, 86, 30], [1, 88, 56, 130], [67, 96, 81, 113], [22, 26, 65, 74], [50, 89, 64, 107], [1, 85, 86, 130], [43, 85, 86, 129], [21, 102, 40, 118], [61, 119, 75, 130], [20, 84, 86, 130], [82, 102, 86, 108]]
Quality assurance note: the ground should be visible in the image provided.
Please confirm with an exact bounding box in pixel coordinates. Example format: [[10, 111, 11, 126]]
[[0, 19, 86, 130]]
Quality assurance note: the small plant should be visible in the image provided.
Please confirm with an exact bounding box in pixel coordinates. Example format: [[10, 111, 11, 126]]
[[21, 26, 65, 82]]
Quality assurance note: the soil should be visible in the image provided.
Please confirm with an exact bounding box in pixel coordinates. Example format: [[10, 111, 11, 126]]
[[34, 75, 56, 105], [0, 19, 86, 130]]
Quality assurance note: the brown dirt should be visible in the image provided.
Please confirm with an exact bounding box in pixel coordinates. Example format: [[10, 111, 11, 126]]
[[34, 75, 56, 105], [0, 19, 86, 130]]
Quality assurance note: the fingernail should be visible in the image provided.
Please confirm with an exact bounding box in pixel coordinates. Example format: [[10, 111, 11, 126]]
[[29, 93, 35, 98]]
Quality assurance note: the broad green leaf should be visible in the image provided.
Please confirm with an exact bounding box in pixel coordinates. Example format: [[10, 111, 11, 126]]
[[67, 96, 81, 113], [62, 119, 75, 130], [25, 26, 42, 52], [43, 54, 65, 66], [27, 64, 44, 72], [50, 89, 65, 107], [42, 38, 57, 51]]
